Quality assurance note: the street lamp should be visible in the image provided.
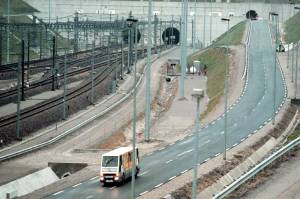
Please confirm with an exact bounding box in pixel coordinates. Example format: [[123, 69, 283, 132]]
[[7, 0, 10, 64], [126, 12, 137, 73], [269, 12, 278, 125], [221, 17, 230, 161], [126, 12, 138, 199], [191, 88, 204, 199]]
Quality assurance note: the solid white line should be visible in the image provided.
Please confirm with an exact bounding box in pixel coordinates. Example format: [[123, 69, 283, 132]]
[[181, 170, 188, 174], [241, 138, 245, 142], [155, 183, 163, 188], [233, 143, 238, 147], [158, 147, 165, 151], [215, 153, 220, 157], [169, 176, 177, 181], [140, 191, 149, 196], [53, 190, 64, 196], [72, 183, 82, 188], [89, 176, 98, 181], [204, 158, 210, 162], [166, 159, 173, 164]]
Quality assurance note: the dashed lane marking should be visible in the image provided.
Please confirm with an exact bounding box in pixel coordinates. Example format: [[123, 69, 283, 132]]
[[140, 171, 149, 176], [89, 176, 98, 181], [72, 183, 82, 188], [53, 191, 64, 196], [166, 159, 173, 164], [86, 195, 94, 199], [177, 149, 193, 157], [109, 186, 116, 190]]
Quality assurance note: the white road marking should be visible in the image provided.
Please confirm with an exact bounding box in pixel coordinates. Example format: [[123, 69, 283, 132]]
[[204, 140, 211, 144], [204, 158, 210, 162], [215, 153, 220, 157], [158, 147, 165, 151], [140, 171, 149, 176], [220, 131, 224, 135], [155, 183, 163, 188], [86, 195, 94, 199], [233, 143, 238, 147], [181, 170, 188, 174], [168, 176, 177, 181], [89, 176, 98, 181], [166, 159, 173, 164], [109, 186, 116, 190], [140, 191, 149, 196], [177, 149, 193, 157], [53, 191, 64, 196], [241, 138, 245, 142], [72, 183, 82, 188]]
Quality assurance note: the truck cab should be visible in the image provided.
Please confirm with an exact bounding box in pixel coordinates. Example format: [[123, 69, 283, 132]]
[[100, 147, 140, 185]]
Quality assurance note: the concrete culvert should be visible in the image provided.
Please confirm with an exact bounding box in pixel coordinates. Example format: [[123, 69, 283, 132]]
[[162, 27, 180, 45], [48, 162, 87, 179], [61, 172, 71, 178], [246, 10, 258, 20], [122, 29, 141, 44]]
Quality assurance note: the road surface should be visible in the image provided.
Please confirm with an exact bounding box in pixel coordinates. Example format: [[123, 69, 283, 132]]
[[47, 20, 286, 199]]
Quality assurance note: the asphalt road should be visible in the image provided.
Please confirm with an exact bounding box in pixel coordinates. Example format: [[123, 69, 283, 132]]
[[46, 20, 286, 199]]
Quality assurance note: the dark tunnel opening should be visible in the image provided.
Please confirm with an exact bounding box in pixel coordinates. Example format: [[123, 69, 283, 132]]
[[246, 10, 258, 20], [162, 27, 180, 45], [122, 29, 141, 44]]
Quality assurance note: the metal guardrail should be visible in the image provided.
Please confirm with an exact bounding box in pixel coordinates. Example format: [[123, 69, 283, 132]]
[[213, 135, 300, 199], [0, 48, 174, 162]]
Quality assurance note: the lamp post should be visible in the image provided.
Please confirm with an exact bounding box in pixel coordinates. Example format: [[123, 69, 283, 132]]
[[126, 13, 138, 199], [192, 0, 196, 53], [145, 0, 152, 142], [191, 88, 204, 199], [221, 17, 230, 160], [269, 12, 278, 125]]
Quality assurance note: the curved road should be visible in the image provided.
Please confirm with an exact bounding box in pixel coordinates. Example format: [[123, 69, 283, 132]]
[[47, 20, 286, 199]]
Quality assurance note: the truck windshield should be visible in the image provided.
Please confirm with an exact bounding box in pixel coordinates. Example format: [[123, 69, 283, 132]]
[[102, 156, 118, 167]]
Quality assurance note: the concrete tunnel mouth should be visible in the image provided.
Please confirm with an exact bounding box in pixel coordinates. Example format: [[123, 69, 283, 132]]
[[162, 27, 180, 45], [246, 10, 258, 19]]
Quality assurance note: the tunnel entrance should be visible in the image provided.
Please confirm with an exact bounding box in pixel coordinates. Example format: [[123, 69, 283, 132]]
[[246, 10, 258, 20], [162, 27, 180, 45], [122, 29, 141, 44]]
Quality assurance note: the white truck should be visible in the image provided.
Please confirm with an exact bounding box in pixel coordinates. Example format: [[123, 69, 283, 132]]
[[100, 147, 140, 185]]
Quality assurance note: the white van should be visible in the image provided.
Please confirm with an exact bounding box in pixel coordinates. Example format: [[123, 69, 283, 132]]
[[100, 147, 140, 185]]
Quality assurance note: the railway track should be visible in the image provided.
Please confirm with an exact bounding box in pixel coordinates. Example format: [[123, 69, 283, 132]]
[[0, 45, 163, 144]]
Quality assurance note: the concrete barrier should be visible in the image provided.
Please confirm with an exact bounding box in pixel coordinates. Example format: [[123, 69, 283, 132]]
[[0, 167, 59, 199]]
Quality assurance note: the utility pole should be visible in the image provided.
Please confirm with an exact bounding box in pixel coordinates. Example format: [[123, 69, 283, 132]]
[[210, 0, 213, 45], [145, 0, 152, 142], [295, 43, 299, 99], [179, 0, 188, 99], [27, 32, 30, 83], [63, 50, 67, 120], [7, 0, 10, 64], [21, 40, 25, 101], [203, 0, 207, 48], [91, 42, 95, 104], [193, 0, 196, 53], [16, 59, 21, 140], [52, 36, 56, 91]]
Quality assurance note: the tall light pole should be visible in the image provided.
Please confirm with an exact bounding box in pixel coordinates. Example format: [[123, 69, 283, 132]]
[[179, 0, 188, 99], [295, 42, 299, 99], [7, 0, 10, 64], [209, 0, 212, 45], [221, 17, 230, 161], [191, 88, 204, 199], [145, 0, 152, 142], [127, 13, 138, 199], [269, 12, 278, 125], [203, 0, 207, 47], [192, 0, 196, 53], [48, 0, 51, 23]]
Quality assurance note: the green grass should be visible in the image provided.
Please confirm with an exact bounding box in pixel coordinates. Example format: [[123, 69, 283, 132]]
[[287, 130, 300, 143], [188, 48, 229, 117], [212, 20, 246, 46], [284, 12, 300, 43]]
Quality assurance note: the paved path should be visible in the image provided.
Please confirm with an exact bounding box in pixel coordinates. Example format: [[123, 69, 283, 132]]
[[243, 151, 300, 199], [45, 20, 286, 199]]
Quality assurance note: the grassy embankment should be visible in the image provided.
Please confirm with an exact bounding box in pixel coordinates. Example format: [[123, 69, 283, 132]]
[[284, 11, 300, 43], [188, 20, 246, 117]]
